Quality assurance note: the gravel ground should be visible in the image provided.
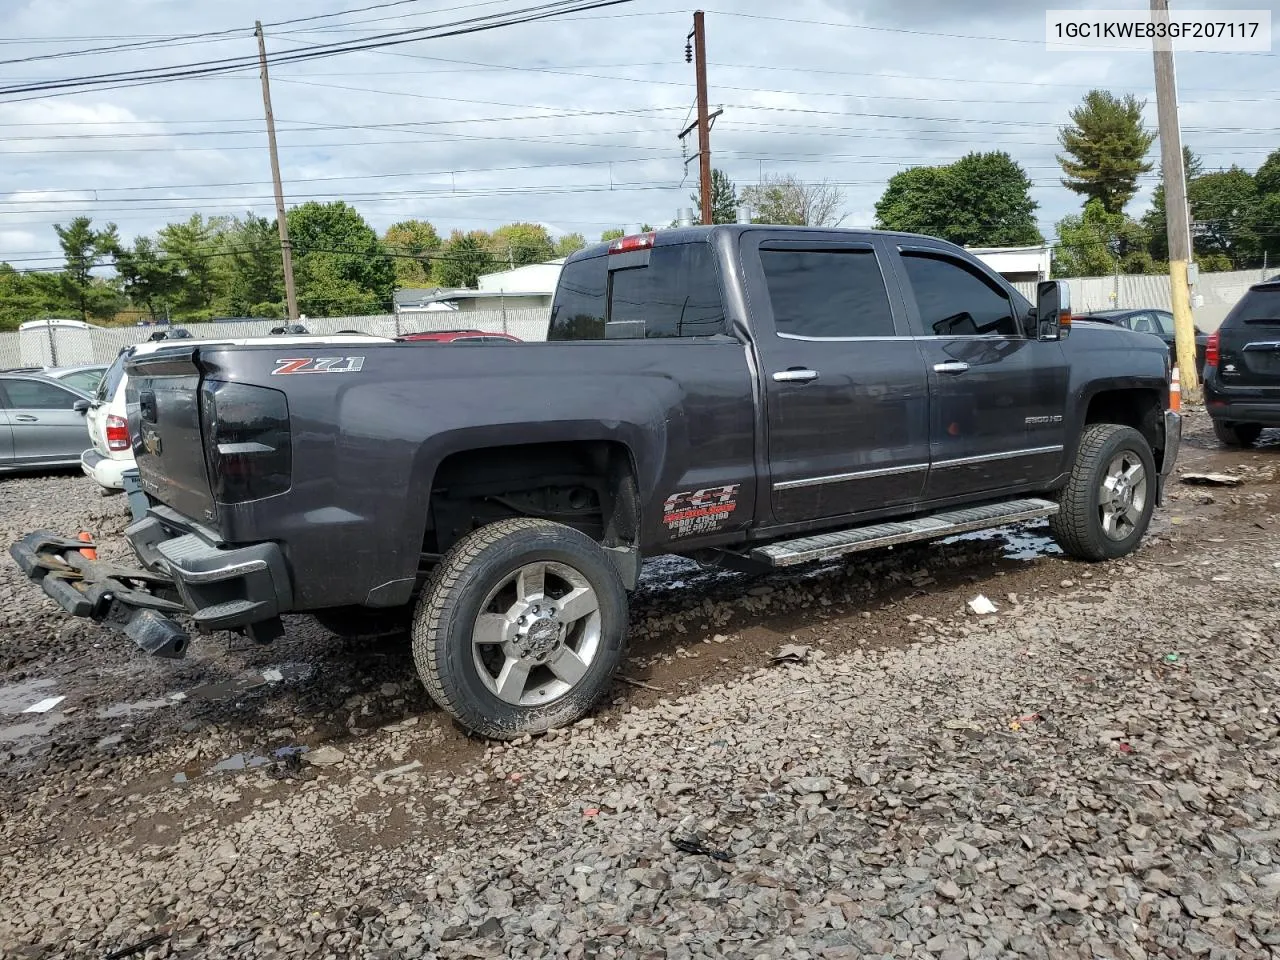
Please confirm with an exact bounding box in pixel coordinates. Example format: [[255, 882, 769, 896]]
[[1, 410, 1278, 960]]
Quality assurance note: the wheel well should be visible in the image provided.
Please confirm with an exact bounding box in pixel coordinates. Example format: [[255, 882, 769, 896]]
[[425, 441, 639, 555], [1084, 389, 1164, 464]]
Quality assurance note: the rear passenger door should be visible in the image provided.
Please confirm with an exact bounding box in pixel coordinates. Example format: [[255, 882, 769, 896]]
[[743, 235, 931, 525], [886, 244, 1068, 501]]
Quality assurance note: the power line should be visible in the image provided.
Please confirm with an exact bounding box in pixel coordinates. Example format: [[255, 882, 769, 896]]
[[0, 0, 641, 101]]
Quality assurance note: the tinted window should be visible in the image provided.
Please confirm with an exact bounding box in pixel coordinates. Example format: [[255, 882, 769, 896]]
[[1152, 312, 1175, 336], [760, 248, 896, 338], [2, 378, 78, 410], [1223, 286, 1280, 328], [548, 255, 607, 340], [607, 243, 725, 338], [902, 252, 1020, 337], [98, 352, 129, 402]]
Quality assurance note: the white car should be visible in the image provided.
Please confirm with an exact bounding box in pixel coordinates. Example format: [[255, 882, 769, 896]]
[[81, 333, 391, 492]]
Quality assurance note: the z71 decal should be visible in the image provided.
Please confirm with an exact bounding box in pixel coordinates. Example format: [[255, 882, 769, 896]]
[[662, 484, 740, 538], [272, 356, 366, 376]]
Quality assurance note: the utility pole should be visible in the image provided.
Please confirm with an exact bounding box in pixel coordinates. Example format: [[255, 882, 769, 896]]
[[692, 12, 712, 224], [255, 21, 299, 322], [1150, 0, 1198, 393]]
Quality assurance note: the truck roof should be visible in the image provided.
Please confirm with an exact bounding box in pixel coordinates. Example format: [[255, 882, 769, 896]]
[[566, 224, 967, 265]]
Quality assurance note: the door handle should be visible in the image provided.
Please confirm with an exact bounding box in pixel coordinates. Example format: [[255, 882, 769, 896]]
[[14, 414, 38, 422], [773, 368, 819, 383], [933, 362, 970, 374]]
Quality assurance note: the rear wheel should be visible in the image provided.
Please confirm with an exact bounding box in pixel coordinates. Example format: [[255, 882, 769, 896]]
[[411, 518, 627, 739], [1050, 424, 1156, 561], [1212, 420, 1263, 448]]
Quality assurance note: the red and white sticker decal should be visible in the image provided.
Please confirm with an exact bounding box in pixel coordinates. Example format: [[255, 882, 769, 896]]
[[662, 484, 740, 538]]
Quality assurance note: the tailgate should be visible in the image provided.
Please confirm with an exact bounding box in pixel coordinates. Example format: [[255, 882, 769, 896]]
[[125, 346, 216, 523], [1219, 288, 1280, 389]]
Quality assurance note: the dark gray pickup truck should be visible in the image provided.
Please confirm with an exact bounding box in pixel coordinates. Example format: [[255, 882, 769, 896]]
[[13, 225, 1180, 738]]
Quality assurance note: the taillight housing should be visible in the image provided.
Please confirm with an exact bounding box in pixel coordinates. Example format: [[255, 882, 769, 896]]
[[608, 232, 656, 254], [1205, 330, 1220, 368], [105, 414, 130, 452], [199, 380, 292, 503]]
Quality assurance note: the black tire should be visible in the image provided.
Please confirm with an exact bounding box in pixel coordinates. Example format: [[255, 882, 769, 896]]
[[1050, 424, 1157, 562], [1212, 420, 1263, 448], [312, 604, 413, 639], [411, 518, 628, 739]]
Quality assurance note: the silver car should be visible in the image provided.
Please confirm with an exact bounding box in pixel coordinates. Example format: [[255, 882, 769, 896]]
[[47, 363, 109, 395], [0, 371, 93, 472]]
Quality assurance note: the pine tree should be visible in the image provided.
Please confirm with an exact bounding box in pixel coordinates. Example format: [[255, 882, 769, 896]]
[[1057, 90, 1156, 214]]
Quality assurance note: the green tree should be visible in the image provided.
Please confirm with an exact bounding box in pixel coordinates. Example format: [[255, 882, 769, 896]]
[[114, 235, 179, 320], [489, 222, 555, 267], [156, 214, 219, 317], [0, 264, 69, 331], [433, 230, 494, 288], [1053, 199, 1152, 277], [1189, 166, 1260, 266], [1141, 146, 1202, 261], [740, 175, 845, 226], [600, 228, 625, 242], [875, 152, 1041, 246], [554, 232, 586, 258], [213, 214, 283, 317], [383, 219, 440, 287], [54, 216, 120, 321], [1255, 148, 1280, 197], [287, 202, 395, 316], [1057, 90, 1156, 214], [691, 168, 739, 224]]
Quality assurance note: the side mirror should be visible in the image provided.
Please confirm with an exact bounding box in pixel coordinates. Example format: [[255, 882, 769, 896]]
[[72, 399, 90, 414], [1036, 280, 1071, 341]]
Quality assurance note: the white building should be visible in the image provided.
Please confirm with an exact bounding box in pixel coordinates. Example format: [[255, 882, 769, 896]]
[[476, 258, 565, 307], [967, 245, 1053, 285]]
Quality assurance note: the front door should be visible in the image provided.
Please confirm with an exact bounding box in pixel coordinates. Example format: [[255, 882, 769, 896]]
[[744, 235, 931, 525], [0, 377, 88, 463], [886, 245, 1068, 501]]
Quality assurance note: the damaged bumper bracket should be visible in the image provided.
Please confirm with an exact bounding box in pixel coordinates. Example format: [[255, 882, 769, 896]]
[[9, 530, 191, 658]]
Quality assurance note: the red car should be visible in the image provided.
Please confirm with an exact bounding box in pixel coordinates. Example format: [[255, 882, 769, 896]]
[[398, 330, 521, 344]]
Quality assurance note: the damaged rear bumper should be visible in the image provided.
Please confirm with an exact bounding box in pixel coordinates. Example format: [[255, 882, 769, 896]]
[[11, 530, 192, 657], [10, 512, 294, 658]]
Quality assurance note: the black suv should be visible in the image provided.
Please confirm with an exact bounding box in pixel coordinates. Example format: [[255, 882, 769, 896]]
[[1204, 278, 1280, 446]]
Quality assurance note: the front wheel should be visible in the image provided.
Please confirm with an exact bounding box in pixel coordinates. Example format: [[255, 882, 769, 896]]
[[411, 518, 628, 739], [1212, 420, 1263, 448], [1050, 424, 1157, 561]]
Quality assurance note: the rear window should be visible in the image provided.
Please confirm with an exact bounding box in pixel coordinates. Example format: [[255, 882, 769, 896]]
[[549, 256, 607, 340], [97, 351, 129, 403], [548, 243, 726, 340], [1223, 286, 1280, 328]]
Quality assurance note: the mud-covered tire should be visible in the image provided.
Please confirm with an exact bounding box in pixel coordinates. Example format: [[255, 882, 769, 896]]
[[411, 518, 628, 739], [1050, 423, 1157, 562], [312, 605, 412, 639], [1212, 420, 1263, 448]]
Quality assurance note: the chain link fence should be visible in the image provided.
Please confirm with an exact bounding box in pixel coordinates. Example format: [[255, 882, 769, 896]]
[[0, 307, 552, 370]]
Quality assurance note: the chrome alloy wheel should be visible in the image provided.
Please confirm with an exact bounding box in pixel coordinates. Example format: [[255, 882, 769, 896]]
[[1099, 451, 1147, 541], [471, 561, 601, 706]]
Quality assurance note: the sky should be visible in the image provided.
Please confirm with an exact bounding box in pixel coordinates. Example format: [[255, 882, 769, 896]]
[[1, 0, 1276, 270]]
